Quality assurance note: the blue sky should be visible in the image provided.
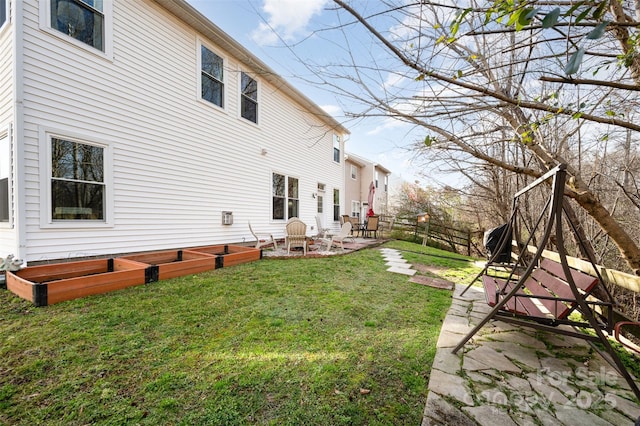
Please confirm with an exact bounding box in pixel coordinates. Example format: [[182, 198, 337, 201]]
[[184, 0, 431, 187]]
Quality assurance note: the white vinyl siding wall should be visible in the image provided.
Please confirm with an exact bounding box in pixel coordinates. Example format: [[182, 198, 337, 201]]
[[0, 0, 16, 256], [17, 0, 343, 261]]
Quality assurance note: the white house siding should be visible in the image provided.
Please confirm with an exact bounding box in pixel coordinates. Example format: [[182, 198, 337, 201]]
[[0, 1, 16, 257], [17, 0, 345, 262]]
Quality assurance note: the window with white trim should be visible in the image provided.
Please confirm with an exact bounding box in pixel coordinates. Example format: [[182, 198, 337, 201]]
[[317, 182, 325, 214], [0, 131, 9, 223], [333, 188, 340, 221], [333, 134, 341, 163], [240, 72, 258, 123], [384, 174, 389, 192], [50, 0, 105, 51], [0, 0, 7, 29], [272, 173, 299, 220], [201, 45, 224, 108], [375, 171, 379, 188], [51, 137, 105, 220], [350, 165, 357, 179], [351, 201, 360, 218]]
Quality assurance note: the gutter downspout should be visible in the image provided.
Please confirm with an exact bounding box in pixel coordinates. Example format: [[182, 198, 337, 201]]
[[13, 0, 27, 264]]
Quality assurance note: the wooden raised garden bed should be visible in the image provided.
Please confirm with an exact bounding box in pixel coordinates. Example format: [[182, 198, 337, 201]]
[[190, 245, 262, 267], [120, 249, 218, 282], [4, 245, 260, 306], [6, 258, 149, 306]]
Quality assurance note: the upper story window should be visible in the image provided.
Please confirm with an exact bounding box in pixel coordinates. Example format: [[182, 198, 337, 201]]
[[384, 175, 389, 192], [51, 137, 105, 220], [201, 45, 224, 108], [375, 171, 379, 188], [50, 0, 104, 51], [0, 0, 7, 29], [241, 72, 258, 123], [350, 165, 357, 180], [333, 134, 341, 163]]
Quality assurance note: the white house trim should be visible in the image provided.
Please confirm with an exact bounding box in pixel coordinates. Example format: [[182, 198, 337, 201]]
[[38, 126, 114, 229], [38, 0, 114, 61]]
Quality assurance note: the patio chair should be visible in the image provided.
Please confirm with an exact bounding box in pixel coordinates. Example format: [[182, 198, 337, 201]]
[[348, 216, 361, 237], [364, 215, 379, 238], [327, 221, 352, 251], [315, 215, 330, 238], [248, 222, 277, 250], [285, 217, 308, 255]]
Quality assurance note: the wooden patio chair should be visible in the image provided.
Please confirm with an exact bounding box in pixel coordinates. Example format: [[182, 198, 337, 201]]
[[285, 217, 308, 255], [248, 222, 277, 250]]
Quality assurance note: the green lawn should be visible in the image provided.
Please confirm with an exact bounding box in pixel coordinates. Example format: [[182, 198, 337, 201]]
[[0, 242, 480, 425]]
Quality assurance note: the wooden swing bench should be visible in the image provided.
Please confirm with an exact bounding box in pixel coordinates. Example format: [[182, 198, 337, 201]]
[[453, 164, 640, 402], [482, 257, 612, 330]]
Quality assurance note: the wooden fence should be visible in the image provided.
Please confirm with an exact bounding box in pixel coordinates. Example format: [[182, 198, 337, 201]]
[[392, 216, 474, 256]]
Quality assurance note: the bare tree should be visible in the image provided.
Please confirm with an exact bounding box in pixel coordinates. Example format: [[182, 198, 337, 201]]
[[296, 1, 640, 274]]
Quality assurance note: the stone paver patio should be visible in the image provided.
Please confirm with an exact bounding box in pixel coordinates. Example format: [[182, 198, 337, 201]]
[[422, 283, 640, 426]]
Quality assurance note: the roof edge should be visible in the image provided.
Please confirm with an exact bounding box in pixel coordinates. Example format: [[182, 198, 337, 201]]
[[152, 0, 349, 135]]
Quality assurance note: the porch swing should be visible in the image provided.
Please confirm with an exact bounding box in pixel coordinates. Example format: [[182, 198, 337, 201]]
[[453, 164, 640, 402]]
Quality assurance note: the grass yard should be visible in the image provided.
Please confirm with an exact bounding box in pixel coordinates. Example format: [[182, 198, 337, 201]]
[[0, 242, 480, 425]]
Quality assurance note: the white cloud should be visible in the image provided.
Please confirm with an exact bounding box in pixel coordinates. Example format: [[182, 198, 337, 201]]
[[251, 0, 329, 45], [319, 104, 342, 117], [366, 116, 410, 136]]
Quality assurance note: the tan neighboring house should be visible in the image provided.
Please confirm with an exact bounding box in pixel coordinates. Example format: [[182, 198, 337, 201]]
[[344, 152, 391, 220]]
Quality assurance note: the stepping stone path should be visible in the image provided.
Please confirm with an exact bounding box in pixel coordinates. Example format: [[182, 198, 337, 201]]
[[380, 248, 454, 290], [379, 248, 416, 276]]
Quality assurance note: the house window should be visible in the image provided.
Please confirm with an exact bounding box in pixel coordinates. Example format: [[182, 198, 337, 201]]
[[272, 173, 299, 220], [333, 134, 340, 163], [384, 175, 388, 192], [351, 201, 360, 218], [317, 182, 325, 214], [50, 0, 104, 51], [350, 165, 357, 179], [201, 45, 224, 108], [51, 137, 105, 220], [375, 171, 379, 188], [241, 72, 258, 123], [0, 0, 7, 29], [333, 188, 340, 221], [0, 131, 9, 223]]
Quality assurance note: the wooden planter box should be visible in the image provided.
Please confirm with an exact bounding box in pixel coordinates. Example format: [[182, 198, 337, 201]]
[[120, 250, 218, 282], [6, 258, 149, 306], [190, 245, 262, 267]]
